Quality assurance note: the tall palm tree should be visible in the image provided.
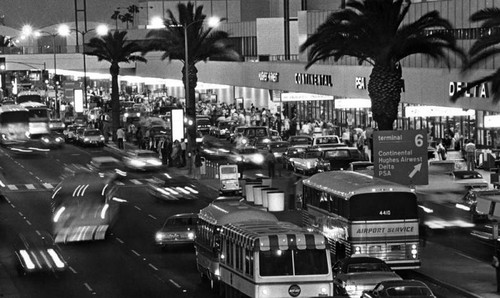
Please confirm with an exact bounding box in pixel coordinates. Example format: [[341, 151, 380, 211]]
[[451, 8, 500, 103], [300, 0, 465, 130], [85, 30, 147, 140], [144, 2, 241, 155], [0, 35, 14, 47]]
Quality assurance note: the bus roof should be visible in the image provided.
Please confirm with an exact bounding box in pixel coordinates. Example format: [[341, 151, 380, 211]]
[[18, 101, 48, 109], [0, 104, 29, 113], [303, 171, 414, 198], [222, 221, 326, 251], [198, 200, 278, 226]]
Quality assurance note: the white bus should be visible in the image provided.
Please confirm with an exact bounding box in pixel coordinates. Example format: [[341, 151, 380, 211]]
[[19, 101, 50, 136], [218, 220, 334, 298], [0, 104, 30, 147], [16, 90, 44, 104], [302, 171, 421, 269], [196, 198, 278, 290]]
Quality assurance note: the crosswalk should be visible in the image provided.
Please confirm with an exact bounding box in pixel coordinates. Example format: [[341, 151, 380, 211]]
[[1, 178, 166, 192]]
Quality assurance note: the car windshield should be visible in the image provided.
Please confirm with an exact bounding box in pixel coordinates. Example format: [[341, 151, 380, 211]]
[[316, 137, 339, 144], [290, 137, 311, 145], [85, 130, 102, 136], [454, 172, 482, 179], [324, 150, 349, 158], [238, 148, 258, 154], [165, 217, 197, 227], [304, 151, 321, 158], [386, 286, 432, 296], [136, 152, 158, 158], [287, 149, 304, 157], [219, 122, 232, 129], [346, 262, 392, 273]]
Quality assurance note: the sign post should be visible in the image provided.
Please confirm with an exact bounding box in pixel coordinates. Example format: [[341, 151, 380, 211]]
[[373, 130, 428, 185]]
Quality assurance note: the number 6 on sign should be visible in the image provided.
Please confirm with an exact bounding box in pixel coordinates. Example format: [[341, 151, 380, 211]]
[[415, 134, 424, 147]]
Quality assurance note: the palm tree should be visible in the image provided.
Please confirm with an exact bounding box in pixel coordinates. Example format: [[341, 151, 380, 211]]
[[144, 2, 241, 156], [300, 0, 465, 130], [85, 30, 147, 140], [451, 8, 500, 103], [0, 35, 14, 47]]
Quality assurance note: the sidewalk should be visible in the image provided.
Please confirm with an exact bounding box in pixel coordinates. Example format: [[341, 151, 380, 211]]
[[106, 140, 500, 297]]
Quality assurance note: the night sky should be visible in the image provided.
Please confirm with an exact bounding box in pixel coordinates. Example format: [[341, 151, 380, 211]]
[[1, 0, 139, 29]]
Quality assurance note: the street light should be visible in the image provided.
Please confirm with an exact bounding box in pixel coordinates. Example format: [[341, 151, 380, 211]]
[[58, 24, 108, 110]]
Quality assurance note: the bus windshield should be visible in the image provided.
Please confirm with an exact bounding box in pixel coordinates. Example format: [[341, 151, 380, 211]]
[[28, 108, 49, 119], [0, 111, 29, 123], [349, 192, 418, 221], [17, 94, 43, 104], [259, 249, 328, 276]]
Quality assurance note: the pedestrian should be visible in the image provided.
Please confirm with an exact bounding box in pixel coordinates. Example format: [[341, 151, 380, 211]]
[[116, 126, 125, 149], [437, 140, 447, 160], [166, 138, 173, 167], [136, 126, 144, 149], [492, 246, 500, 293], [180, 139, 187, 167], [465, 139, 476, 171], [193, 149, 202, 179], [160, 137, 168, 165], [266, 149, 276, 178], [341, 128, 351, 146]]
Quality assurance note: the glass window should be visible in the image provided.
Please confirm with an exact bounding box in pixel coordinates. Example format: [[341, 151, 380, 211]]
[[349, 192, 418, 220], [245, 248, 253, 276], [294, 249, 328, 275], [259, 249, 293, 276]]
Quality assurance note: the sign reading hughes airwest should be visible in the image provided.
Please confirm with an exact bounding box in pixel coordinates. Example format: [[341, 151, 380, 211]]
[[373, 130, 428, 185], [295, 73, 332, 87]]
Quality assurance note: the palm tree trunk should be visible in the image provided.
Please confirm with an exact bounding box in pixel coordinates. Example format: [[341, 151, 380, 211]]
[[183, 64, 198, 173], [110, 63, 120, 141], [368, 64, 403, 131]]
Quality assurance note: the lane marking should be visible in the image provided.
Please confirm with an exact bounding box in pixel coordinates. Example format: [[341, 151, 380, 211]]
[[26, 220, 31, 226], [10, 203, 15, 208], [18, 212, 24, 217], [148, 214, 157, 220], [26, 184, 35, 190], [134, 206, 142, 211], [35, 230, 41, 236], [131, 250, 140, 257], [169, 279, 181, 288], [7, 185, 18, 190], [43, 183, 54, 189], [83, 283, 93, 293], [148, 263, 159, 271], [69, 266, 77, 274], [130, 179, 142, 185], [115, 237, 124, 244]]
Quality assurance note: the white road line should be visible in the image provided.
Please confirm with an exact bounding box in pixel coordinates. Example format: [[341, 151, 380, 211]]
[[169, 279, 181, 288], [130, 179, 142, 185], [145, 178, 157, 183], [7, 185, 18, 190], [69, 266, 77, 274], [115, 237, 124, 244], [26, 184, 35, 190], [134, 206, 142, 211], [148, 214, 157, 220], [43, 183, 54, 189], [454, 251, 483, 263], [4, 197, 10, 203], [83, 283, 93, 292], [26, 220, 31, 226], [35, 230, 41, 236], [18, 212, 23, 217], [9, 203, 15, 208], [148, 263, 159, 271], [131, 250, 140, 257]]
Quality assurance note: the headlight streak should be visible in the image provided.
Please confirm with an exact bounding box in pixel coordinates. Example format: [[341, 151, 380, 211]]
[[100, 204, 109, 219], [53, 207, 65, 222], [19, 250, 36, 269], [47, 249, 65, 268]]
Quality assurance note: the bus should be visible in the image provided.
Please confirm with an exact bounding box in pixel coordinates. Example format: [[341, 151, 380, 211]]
[[301, 171, 421, 269], [18, 101, 50, 136], [51, 170, 120, 243], [195, 198, 279, 290], [16, 90, 44, 104], [218, 220, 335, 298], [0, 104, 30, 147]]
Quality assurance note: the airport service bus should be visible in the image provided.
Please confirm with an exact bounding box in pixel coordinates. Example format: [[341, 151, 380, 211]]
[[301, 171, 421, 269], [196, 198, 279, 290], [16, 90, 44, 104], [0, 104, 31, 148], [218, 221, 334, 298], [51, 170, 120, 243], [18, 101, 50, 136]]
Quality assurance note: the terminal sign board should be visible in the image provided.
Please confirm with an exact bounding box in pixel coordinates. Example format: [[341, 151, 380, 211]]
[[373, 130, 428, 185]]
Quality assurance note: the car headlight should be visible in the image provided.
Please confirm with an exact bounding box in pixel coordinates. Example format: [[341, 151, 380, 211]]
[[155, 232, 166, 241], [55, 137, 64, 143], [187, 232, 195, 239], [262, 138, 271, 143], [100, 136, 105, 141], [252, 154, 265, 164], [25, 131, 31, 138], [235, 156, 243, 162], [130, 160, 146, 167], [41, 137, 50, 143], [124, 113, 129, 117], [84, 137, 90, 142], [147, 159, 162, 166], [344, 284, 356, 295], [241, 138, 248, 144]]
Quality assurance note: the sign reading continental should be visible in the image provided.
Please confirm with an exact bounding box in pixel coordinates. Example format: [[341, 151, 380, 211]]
[[374, 130, 428, 185]]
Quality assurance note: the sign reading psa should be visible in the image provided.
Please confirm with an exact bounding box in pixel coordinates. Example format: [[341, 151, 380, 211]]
[[374, 130, 428, 185]]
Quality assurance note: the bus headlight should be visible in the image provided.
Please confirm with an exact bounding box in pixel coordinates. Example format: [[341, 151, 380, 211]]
[[25, 131, 31, 138], [353, 246, 363, 254], [187, 232, 195, 239], [260, 287, 270, 296], [411, 244, 418, 257], [345, 284, 356, 294]]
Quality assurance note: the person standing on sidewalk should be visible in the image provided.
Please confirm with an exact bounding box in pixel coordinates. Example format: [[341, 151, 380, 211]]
[[465, 139, 476, 171], [193, 149, 202, 179], [116, 126, 125, 149], [266, 149, 276, 178], [492, 246, 500, 293], [180, 139, 187, 167]]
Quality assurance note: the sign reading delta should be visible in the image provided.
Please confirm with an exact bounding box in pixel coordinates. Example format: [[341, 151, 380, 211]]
[[373, 130, 428, 185]]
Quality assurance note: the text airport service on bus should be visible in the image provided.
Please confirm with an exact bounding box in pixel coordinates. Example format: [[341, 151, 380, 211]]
[[301, 171, 421, 269], [195, 198, 279, 290], [218, 220, 335, 298]]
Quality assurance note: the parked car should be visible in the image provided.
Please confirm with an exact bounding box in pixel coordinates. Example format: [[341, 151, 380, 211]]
[[291, 149, 322, 175], [48, 119, 65, 133], [123, 149, 163, 171], [227, 146, 266, 167], [265, 140, 290, 162], [39, 132, 65, 149], [148, 177, 199, 201], [155, 213, 198, 250], [333, 256, 402, 298], [234, 126, 269, 147], [14, 231, 67, 276], [282, 147, 307, 170], [288, 135, 313, 148], [210, 120, 234, 138], [451, 170, 489, 189], [317, 147, 367, 171], [311, 135, 343, 149], [456, 188, 499, 222], [196, 115, 212, 135], [79, 128, 105, 147], [361, 280, 436, 298]]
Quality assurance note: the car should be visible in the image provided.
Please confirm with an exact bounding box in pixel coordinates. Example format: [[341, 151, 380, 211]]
[[361, 280, 436, 298], [282, 147, 307, 170], [288, 135, 312, 148], [63, 124, 80, 143], [147, 177, 199, 201], [311, 135, 344, 149], [234, 126, 270, 147], [155, 213, 198, 249], [48, 118, 65, 133], [265, 140, 290, 161], [210, 120, 234, 138], [227, 146, 266, 167], [333, 256, 402, 298], [39, 132, 65, 149], [199, 138, 232, 160], [122, 107, 141, 123], [456, 188, 499, 222], [123, 149, 163, 171], [251, 136, 274, 149], [74, 126, 86, 144], [87, 156, 127, 181], [317, 147, 367, 171], [229, 126, 247, 143], [290, 149, 322, 175], [14, 231, 67, 276], [196, 115, 212, 135], [80, 128, 105, 147], [349, 161, 374, 171], [451, 170, 489, 189]]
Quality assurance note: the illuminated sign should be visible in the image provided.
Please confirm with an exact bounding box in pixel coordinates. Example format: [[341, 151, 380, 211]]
[[334, 98, 371, 109], [449, 81, 489, 98], [281, 92, 333, 102], [351, 222, 418, 239], [355, 77, 367, 90], [74, 89, 84, 113], [295, 73, 332, 87], [171, 109, 184, 142], [485, 115, 500, 128], [405, 106, 475, 117], [374, 130, 428, 185], [259, 71, 279, 82]]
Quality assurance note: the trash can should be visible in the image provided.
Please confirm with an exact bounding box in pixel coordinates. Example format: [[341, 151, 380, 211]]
[[252, 185, 268, 206], [261, 188, 278, 209], [268, 191, 285, 212], [245, 182, 261, 203]]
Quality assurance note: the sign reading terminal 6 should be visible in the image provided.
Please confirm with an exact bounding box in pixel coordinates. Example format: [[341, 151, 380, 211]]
[[373, 130, 428, 185]]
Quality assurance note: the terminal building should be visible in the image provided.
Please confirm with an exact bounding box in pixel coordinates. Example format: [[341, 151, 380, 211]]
[[0, 0, 499, 147]]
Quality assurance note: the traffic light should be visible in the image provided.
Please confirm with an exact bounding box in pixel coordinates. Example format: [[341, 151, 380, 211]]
[[0, 57, 5, 71], [53, 74, 61, 85], [42, 70, 49, 83]]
